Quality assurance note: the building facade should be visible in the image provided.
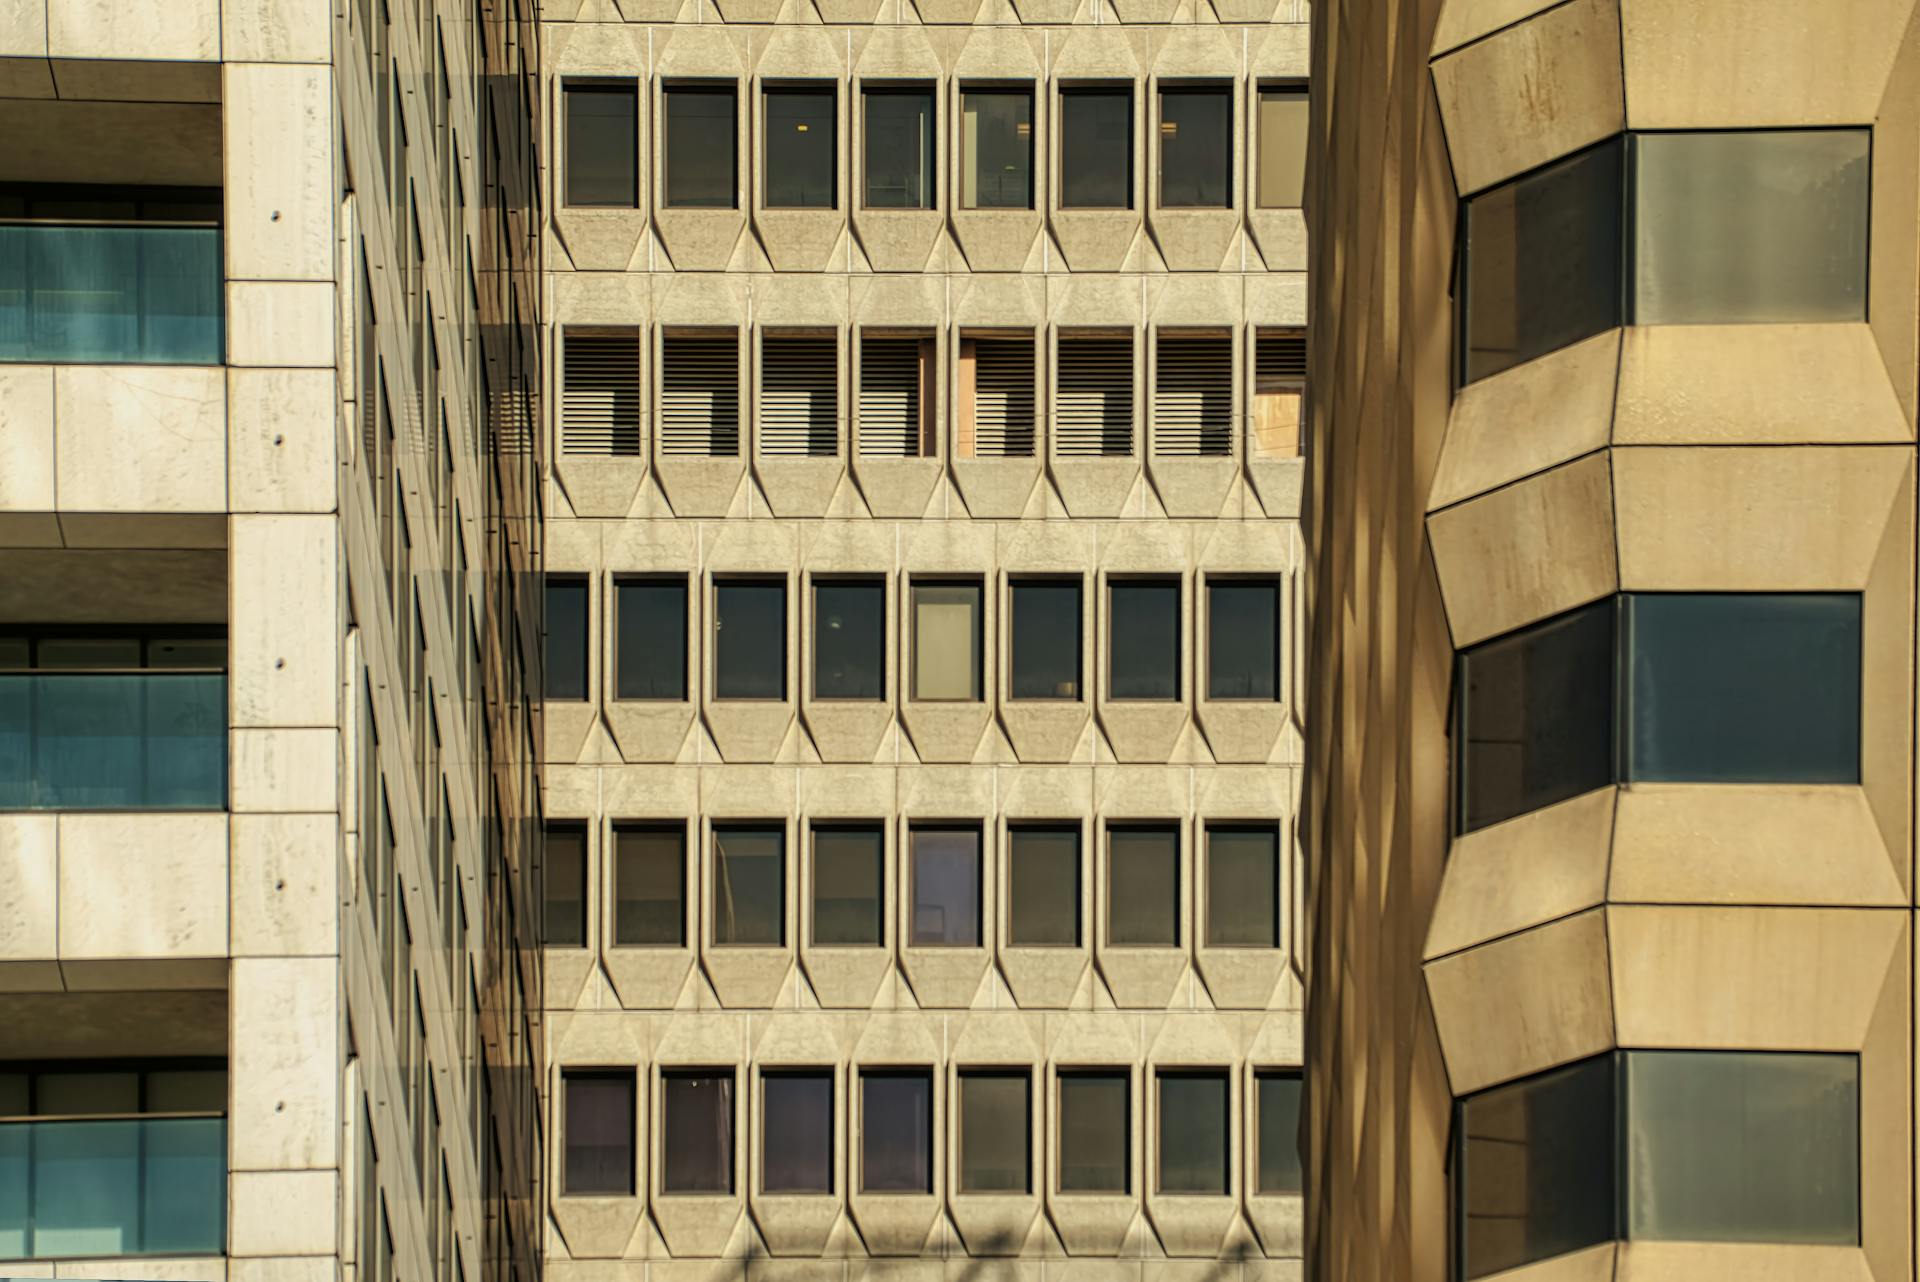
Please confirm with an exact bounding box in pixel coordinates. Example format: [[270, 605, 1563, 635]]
[[1305, 2, 1920, 1281], [0, 4, 544, 1282], [533, 3, 1311, 1282]]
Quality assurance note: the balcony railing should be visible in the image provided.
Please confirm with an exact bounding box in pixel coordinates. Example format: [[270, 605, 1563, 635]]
[[0, 223, 223, 365], [0, 673, 226, 810], [0, 1116, 226, 1259]]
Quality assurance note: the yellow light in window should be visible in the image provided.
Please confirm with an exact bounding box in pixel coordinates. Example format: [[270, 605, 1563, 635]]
[[796, 123, 809, 132]]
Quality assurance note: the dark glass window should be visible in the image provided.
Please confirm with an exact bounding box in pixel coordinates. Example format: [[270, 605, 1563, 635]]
[[909, 826, 981, 947], [1110, 580, 1180, 700], [864, 88, 935, 209], [961, 90, 1033, 209], [664, 86, 737, 209], [911, 581, 983, 701], [713, 826, 783, 947], [563, 1071, 635, 1195], [662, 1071, 734, 1194], [615, 578, 687, 701], [1158, 87, 1231, 208], [1058, 1072, 1127, 1193], [543, 823, 587, 948], [1109, 826, 1178, 947], [959, 1072, 1030, 1193], [715, 580, 785, 700], [1207, 580, 1278, 700], [1255, 1072, 1302, 1194], [614, 824, 684, 947], [765, 87, 835, 209], [812, 825, 883, 946], [1205, 826, 1277, 948], [564, 83, 638, 208], [1157, 1072, 1227, 1195], [1009, 826, 1079, 947], [544, 576, 588, 701], [861, 1071, 932, 1192], [814, 580, 885, 701], [762, 1071, 833, 1194], [1061, 89, 1132, 209], [1010, 580, 1081, 700]]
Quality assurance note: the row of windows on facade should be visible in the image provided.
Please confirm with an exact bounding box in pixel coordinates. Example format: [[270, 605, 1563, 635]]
[[1460, 128, 1870, 383], [560, 327, 1308, 462], [565, 82, 1308, 213], [1456, 592, 1862, 834], [545, 577, 1283, 705], [561, 1064, 1303, 1200], [545, 821, 1285, 952]]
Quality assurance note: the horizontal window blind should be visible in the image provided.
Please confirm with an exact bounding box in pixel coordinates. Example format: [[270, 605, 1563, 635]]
[[561, 328, 642, 457], [1153, 330, 1232, 457], [1055, 333, 1133, 457], [659, 330, 740, 457], [1252, 328, 1306, 460], [858, 335, 927, 457], [963, 335, 1036, 458], [759, 332, 837, 458]]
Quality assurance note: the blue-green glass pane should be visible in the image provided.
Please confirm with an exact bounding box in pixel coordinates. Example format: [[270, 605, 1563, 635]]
[[33, 1119, 141, 1257], [0, 226, 221, 365], [141, 1118, 227, 1254], [0, 1125, 27, 1258], [0, 675, 225, 810]]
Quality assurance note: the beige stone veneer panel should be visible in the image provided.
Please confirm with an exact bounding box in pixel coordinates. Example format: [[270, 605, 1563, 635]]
[[1860, 461, 1912, 892], [55, 367, 225, 512], [0, 816, 56, 964], [1425, 788, 1613, 961], [59, 814, 228, 962], [223, 63, 332, 283], [1430, 0, 1624, 195], [47, 0, 218, 60]]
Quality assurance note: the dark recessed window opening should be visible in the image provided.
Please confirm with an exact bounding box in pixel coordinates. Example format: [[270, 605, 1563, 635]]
[[664, 85, 737, 209], [861, 1070, 933, 1193], [1110, 580, 1180, 701], [812, 824, 884, 947], [1058, 1071, 1128, 1193], [1255, 1071, 1303, 1194], [762, 1071, 834, 1194], [909, 825, 981, 947], [959, 1071, 1030, 1193], [1009, 825, 1079, 947], [765, 87, 836, 209], [961, 89, 1033, 210], [1158, 87, 1231, 208], [1157, 1071, 1228, 1195], [544, 576, 589, 701], [1010, 579, 1082, 700], [563, 1070, 635, 1195], [615, 578, 687, 701], [543, 822, 588, 948], [1108, 825, 1179, 947], [1060, 88, 1132, 209], [1205, 825, 1278, 949], [1207, 580, 1280, 700], [662, 1070, 734, 1194], [864, 88, 935, 209], [614, 824, 684, 947], [814, 580, 885, 701], [712, 825, 784, 947], [564, 82, 638, 208], [715, 579, 785, 701]]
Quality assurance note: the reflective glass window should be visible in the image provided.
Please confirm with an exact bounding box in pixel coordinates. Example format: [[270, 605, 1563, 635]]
[[959, 1072, 1030, 1193], [563, 1071, 634, 1195], [864, 89, 935, 209], [1110, 580, 1179, 700], [713, 826, 783, 947], [715, 580, 785, 700], [1011, 580, 1081, 700], [961, 90, 1033, 209], [543, 823, 587, 948], [1207, 580, 1279, 700], [664, 86, 736, 209], [1109, 826, 1178, 947], [614, 825, 684, 947], [1009, 826, 1079, 947], [861, 1071, 932, 1193], [814, 580, 885, 701], [1157, 1072, 1227, 1195], [1058, 1072, 1127, 1193], [765, 88, 835, 209], [1256, 87, 1307, 208], [1061, 89, 1132, 209], [812, 825, 883, 947], [662, 1072, 733, 1194], [544, 577, 588, 701], [912, 581, 982, 701], [565, 83, 638, 208], [1256, 1072, 1303, 1194], [1159, 87, 1231, 208], [762, 1072, 833, 1194], [1205, 826, 1277, 948], [616, 578, 687, 701], [910, 826, 980, 947]]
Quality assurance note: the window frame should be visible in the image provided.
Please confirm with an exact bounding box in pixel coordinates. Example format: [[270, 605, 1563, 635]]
[[1057, 84, 1135, 211], [613, 574, 689, 703], [1155, 82, 1234, 210], [561, 79, 640, 210], [660, 81, 740, 211]]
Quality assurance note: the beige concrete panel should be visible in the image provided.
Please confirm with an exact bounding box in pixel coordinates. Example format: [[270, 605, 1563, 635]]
[[1423, 909, 1613, 1095], [1430, 0, 1568, 56], [1425, 787, 1613, 961], [221, 0, 328, 61], [553, 1199, 646, 1261], [0, 0, 45, 55], [0, 366, 54, 512], [223, 64, 331, 283], [1613, 325, 1910, 446], [1047, 30, 1147, 272], [1612, 446, 1909, 590], [229, 1171, 336, 1256], [1429, 0, 1624, 196], [227, 281, 335, 368], [232, 514, 337, 729], [850, 1016, 946, 1255], [996, 772, 1092, 1008], [1870, 15, 1920, 431], [1427, 453, 1616, 648], [559, 458, 649, 522], [544, 947, 597, 1012], [797, 769, 896, 1008], [554, 214, 648, 274], [1859, 924, 1908, 1282], [1608, 905, 1902, 1050], [650, 1018, 748, 1256], [58, 814, 228, 962], [0, 99, 220, 187], [945, 1015, 1044, 1254], [228, 369, 335, 514], [1860, 464, 1912, 892], [1042, 1020, 1142, 1256], [230, 814, 336, 958], [1089, 779, 1194, 1009], [230, 956, 336, 1171], [1619, 0, 1913, 127], [1144, 1015, 1242, 1257], [0, 816, 57, 963], [1612, 1243, 1872, 1282], [1609, 786, 1904, 907], [1428, 329, 1617, 512], [1246, 210, 1307, 276], [230, 727, 337, 813], [55, 367, 225, 512], [46, 0, 219, 60], [1448, 1246, 1615, 1282]]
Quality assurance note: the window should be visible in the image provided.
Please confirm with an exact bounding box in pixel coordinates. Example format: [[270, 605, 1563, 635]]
[[909, 825, 981, 947], [957, 332, 1037, 458], [1010, 580, 1081, 700], [762, 1071, 833, 1194], [813, 580, 885, 700], [1252, 329, 1307, 460], [544, 576, 588, 701], [812, 824, 884, 946], [712, 826, 783, 946], [759, 331, 837, 458], [1009, 825, 1079, 947], [863, 88, 935, 208], [561, 328, 641, 456], [614, 824, 684, 947], [615, 578, 688, 701], [1110, 580, 1179, 700], [1157, 1072, 1228, 1195], [960, 89, 1033, 209], [1207, 580, 1279, 700], [1060, 88, 1132, 209], [1055, 331, 1134, 457], [910, 581, 982, 701], [564, 83, 638, 208], [662, 1071, 734, 1194], [1255, 1071, 1302, 1194], [1058, 1072, 1127, 1193], [562, 1071, 634, 1195], [860, 1070, 932, 1193], [1153, 330, 1233, 457], [1158, 87, 1230, 208], [764, 87, 835, 209], [1205, 826, 1277, 948], [543, 823, 587, 948], [857, 333, 935, 457], [1108, 826, 1178, 947], [958, 1072, 1029, 1193], [663, 85, 736, 209], [714, 580, 785, 700], [659, 330, 741, 456], [1256, 86, 1308, 208]]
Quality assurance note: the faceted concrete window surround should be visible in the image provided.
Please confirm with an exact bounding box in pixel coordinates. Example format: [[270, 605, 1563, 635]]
[[544, 576, 589, 701], [1454, 592, 1864, 834], [959, 1070, 1031, 1193], [861, 1069, 934, 1193], [764, 86, 836, 210], [1454, 1051, 1861, 1280], [961, 89, 1034, 211], [1110, 579, 1180, 700], [1256, 86, 1308, 209], [1157, 1070, 1229, 1195], [812, 824, 885, 946], [563, 1069, 636, 1196], [863, 87, 937, 210], [814, 579, 886, 700], [1060, 88, 1132, 210], [1109, 825, 1180, 947], [1158, 86, 1232, 209], [762, 1070, 834, 1193], [564, 82, 639, 209], [615, 824, 686, 946], [543, 822, 588, 948], [662, 1070, 735, 1194], [663, 85, 738, 210], [1008, 824, 1080, 946], [1058, 1071, 1128, 1193], [616, 577, 688, 701]]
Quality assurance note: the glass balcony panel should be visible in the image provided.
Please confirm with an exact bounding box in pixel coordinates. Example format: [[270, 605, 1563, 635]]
[[0, 1117, 225, 1259], [0, 225, 222, 365], [0, 674, 226, 811]]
